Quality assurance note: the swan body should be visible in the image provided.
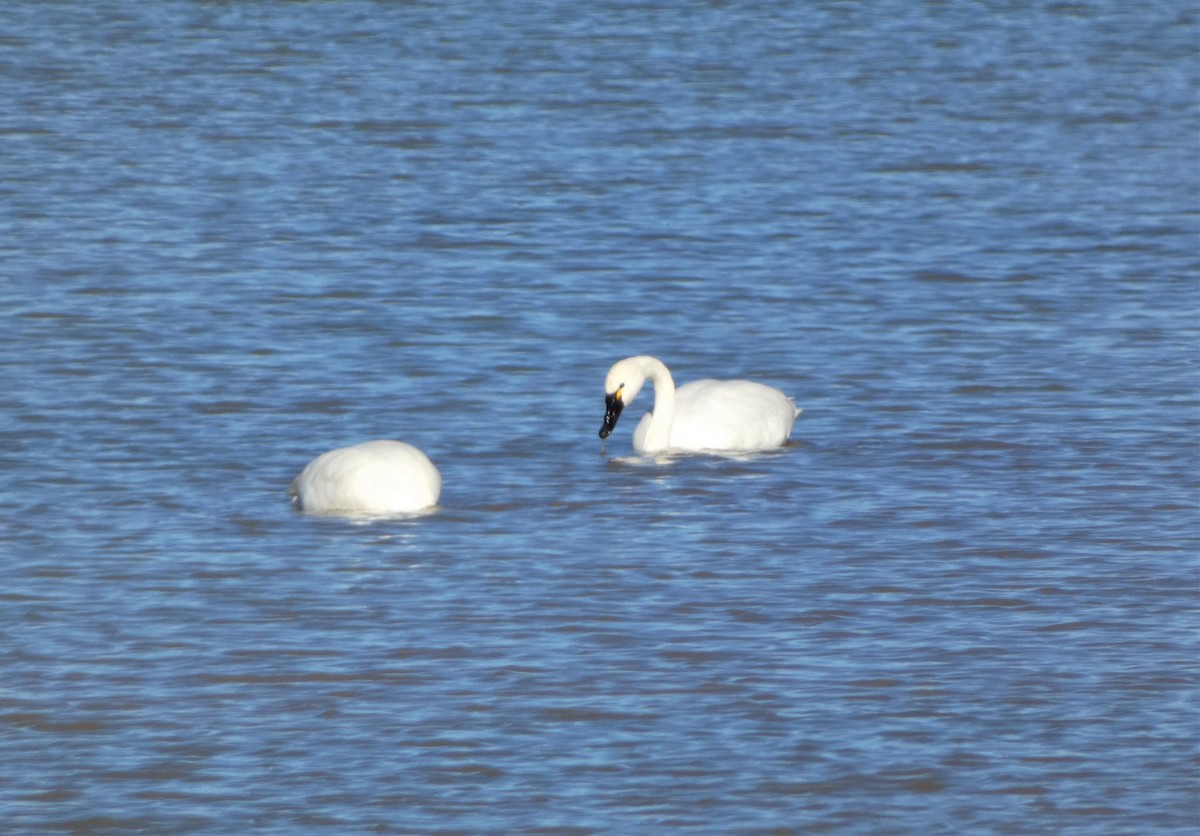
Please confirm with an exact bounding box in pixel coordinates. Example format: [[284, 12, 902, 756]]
[[288, 440, 440, 516], [599, 355, 801, 453]]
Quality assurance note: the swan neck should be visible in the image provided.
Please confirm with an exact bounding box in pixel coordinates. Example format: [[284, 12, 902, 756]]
[[641, 357, 676, 451]]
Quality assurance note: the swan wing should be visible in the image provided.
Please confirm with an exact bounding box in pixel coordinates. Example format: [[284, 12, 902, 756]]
[[671, 379, 798, 451]]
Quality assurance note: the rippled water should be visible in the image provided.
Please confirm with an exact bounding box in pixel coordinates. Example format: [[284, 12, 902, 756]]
[[2, 1, 1198, 832]]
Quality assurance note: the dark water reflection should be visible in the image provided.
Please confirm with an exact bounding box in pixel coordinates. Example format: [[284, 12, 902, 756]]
[[1, 1, 1197, 832]]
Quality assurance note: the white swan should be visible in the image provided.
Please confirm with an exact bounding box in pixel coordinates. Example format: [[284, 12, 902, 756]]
[[288, 440, 441, 516], [599, 355, 801, 454]]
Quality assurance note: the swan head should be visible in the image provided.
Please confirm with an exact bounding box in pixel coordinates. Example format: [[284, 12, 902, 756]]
[[598, 359, 647, 439]]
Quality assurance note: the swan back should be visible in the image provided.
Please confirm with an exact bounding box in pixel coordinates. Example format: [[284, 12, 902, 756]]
[[289, 440, 441, 516], [667, 379, 799, 452]]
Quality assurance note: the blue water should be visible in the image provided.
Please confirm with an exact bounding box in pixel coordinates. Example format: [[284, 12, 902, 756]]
[[2, 1, 1198, 832]]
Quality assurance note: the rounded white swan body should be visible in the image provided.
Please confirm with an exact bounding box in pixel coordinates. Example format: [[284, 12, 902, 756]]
[[599, 355, 801, 453], [289, 440, 440, 516]]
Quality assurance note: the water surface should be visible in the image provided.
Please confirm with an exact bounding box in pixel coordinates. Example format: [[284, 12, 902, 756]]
[[1, 1, 1197, 832]]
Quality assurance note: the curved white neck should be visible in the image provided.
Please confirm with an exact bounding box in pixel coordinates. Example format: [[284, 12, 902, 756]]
[[636, 356, 676, 452]]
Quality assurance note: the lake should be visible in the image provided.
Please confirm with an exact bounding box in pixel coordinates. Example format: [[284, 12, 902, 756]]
[[1, 1, 1197, 832]]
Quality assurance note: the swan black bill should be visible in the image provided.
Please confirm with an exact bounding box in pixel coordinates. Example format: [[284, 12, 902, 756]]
[[599, 392, 624, 439]]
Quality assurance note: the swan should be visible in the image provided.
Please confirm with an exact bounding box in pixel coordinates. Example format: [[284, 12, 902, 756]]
[[598, 355, 801, 453], [288, 440, 440, 516]]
